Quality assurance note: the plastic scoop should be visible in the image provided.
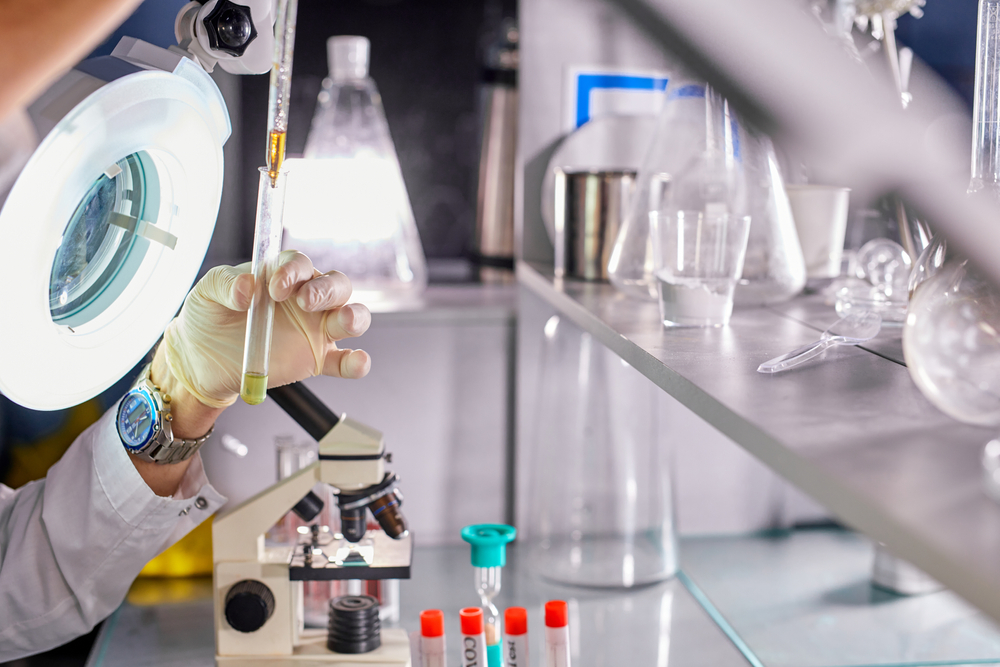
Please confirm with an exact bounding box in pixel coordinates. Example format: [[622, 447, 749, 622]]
[[757, 311, 882, 374]]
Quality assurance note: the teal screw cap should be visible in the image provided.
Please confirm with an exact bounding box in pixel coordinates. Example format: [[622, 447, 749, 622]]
[[461, 523, 516, 568]]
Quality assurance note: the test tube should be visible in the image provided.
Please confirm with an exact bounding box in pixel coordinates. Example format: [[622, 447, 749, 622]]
[[241, 0, 297, 404], [544, 601, 570, 667], [460, 608, 487, 667], [420, 609, 447, 667], [504, 607, 528, 667], [240, 167, 287, 404]]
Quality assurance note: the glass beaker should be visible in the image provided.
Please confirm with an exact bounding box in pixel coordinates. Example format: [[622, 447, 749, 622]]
[[608, 77, 717, 301], [650, 103, 751, 329], [733, 131, 806, 306], [282, 36, 427, 306], [527, 315, 677, 588]]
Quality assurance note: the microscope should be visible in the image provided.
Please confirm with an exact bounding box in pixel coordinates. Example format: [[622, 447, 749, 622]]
[[212, 383, 412, 666]]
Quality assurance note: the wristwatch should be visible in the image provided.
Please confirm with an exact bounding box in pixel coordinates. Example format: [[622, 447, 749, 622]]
[[116, 363, 214, 463]]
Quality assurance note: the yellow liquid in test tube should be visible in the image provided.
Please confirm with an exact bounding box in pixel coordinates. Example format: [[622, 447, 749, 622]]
[[268, 130, 286, 186], [241, 372, 268, 405]]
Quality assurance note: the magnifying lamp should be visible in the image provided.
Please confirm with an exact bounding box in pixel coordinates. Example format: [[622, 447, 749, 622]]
[[0, 0, 273, 410]]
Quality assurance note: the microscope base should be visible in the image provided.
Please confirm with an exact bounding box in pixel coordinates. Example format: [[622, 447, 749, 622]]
[[216, 628, 410, 666]]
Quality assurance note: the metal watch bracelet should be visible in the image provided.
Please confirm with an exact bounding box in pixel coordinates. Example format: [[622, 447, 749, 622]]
[[131, 363, 214, 464]]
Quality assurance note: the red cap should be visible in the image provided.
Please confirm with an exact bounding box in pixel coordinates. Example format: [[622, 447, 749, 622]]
[[544, 600, 568, 628], [420, 610, 444, 637], [460, 607, 484, 635], [504, 607, 528, 636]]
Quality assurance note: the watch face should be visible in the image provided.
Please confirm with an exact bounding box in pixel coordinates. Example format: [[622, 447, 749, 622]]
[[118, 390, 156, 450]]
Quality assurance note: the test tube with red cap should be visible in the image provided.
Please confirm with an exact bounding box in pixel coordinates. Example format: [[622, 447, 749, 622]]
[[544, 600, 570, 667], [460, 607, 487, 667], [420, 609, 447, 667], [504, 607, 529, 667]]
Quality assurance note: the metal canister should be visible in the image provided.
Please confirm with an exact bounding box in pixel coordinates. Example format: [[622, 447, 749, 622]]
[[554, 169, 637, 281], [473, 18, 518, 281]]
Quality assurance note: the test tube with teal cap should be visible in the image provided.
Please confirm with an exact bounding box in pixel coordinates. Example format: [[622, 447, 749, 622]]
[[461, 523, 516, 667]]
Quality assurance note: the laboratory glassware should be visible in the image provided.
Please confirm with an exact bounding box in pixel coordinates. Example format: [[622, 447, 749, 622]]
[[970, 0, 1000, 200], [460, 608, 488, 667], [554, 170, 636, 281], [908, 234, 948, 297], [756, 311, 882, 374], [642, 82, 749, 327], [461, 523, 516, 667], [528, 315, 676, 587], [834, 238, 911, 323], [241, 0, 298, 405], [785, 184, 851, 280], [284, 36, 427, 306], [544, 601, 571, 667], [734, 131, 807, 306], [608, 77, 722, 301], [504, 607, 528, 667], [904, 257, 1000, 426]]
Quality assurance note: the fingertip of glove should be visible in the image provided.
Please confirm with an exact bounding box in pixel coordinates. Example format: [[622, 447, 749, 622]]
[[344, 349, 371, 379], [234, 273, 253, 310]]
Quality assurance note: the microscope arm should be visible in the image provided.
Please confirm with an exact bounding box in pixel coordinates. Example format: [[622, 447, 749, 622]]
[[213, 461, 320, 563], [213, 383, 397, 565]]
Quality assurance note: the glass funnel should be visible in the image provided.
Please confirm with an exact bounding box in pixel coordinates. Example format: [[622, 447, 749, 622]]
[[282, 36, 427, 306]]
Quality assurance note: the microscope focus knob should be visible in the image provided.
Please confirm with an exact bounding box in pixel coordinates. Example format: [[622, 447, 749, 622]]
[[202, 0, 258, 57], [224, 580, 275, 633]]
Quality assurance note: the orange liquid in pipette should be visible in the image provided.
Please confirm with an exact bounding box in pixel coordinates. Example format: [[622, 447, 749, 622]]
[[267, 130, 286, 186]]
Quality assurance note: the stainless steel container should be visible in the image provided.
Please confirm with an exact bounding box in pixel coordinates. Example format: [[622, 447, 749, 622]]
[[555, 169, 637, 281], [473, 19, 518, 281]]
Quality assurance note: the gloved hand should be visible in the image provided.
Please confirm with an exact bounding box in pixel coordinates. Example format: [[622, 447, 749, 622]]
[[156, 251, 372, 409]]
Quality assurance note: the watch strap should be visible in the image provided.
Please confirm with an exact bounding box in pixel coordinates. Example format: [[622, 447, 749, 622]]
[[127, 363, 214, 464]]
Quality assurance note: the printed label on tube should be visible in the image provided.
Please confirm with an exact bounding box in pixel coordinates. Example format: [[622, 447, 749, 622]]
[[463, 633, 487, 667], [507, 633, 528, 667]]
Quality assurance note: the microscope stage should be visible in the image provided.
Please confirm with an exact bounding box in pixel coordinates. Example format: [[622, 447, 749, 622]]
[[288, 531, 412, 581]]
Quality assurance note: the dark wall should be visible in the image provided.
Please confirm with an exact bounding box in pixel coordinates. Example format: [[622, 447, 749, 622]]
[[896, 0, 979, 110], [239, 0, 505, 259]]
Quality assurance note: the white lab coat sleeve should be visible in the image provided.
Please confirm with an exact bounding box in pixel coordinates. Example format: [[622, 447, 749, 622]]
[[0, 406, 227, 661]]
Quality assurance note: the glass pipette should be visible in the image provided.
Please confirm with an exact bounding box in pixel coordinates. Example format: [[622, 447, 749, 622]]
[[240, 0, 298, 405]]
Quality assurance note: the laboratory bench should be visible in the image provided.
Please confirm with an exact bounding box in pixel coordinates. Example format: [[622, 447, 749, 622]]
[[517, 261, 1000, 625], [85, 529, 1000, 667]]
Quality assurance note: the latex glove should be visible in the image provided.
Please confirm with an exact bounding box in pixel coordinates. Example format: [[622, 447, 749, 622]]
[[159, 251, 371, 409]]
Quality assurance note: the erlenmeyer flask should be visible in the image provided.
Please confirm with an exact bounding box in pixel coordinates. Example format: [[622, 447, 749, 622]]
[[608, 78, 744, 301], [733, 132, 806, 305], [527, 315, 677, 587], [281, 36, 427, 306]]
